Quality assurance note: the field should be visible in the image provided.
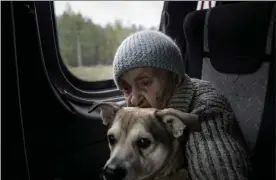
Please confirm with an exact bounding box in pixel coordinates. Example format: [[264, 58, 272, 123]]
[[68, 65, 113, 82]]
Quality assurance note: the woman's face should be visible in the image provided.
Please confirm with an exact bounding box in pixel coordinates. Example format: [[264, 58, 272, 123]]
[[118, 67, 176, 109]]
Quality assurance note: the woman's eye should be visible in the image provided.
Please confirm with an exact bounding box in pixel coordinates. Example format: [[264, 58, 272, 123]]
[[143, 81, 149, 86], [108, 135, 116, 146], [142, 80, 151, 86], [136, 138, 151, 149]]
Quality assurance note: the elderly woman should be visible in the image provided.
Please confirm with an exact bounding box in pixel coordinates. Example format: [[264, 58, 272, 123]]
[[112, 30, 250, 179]]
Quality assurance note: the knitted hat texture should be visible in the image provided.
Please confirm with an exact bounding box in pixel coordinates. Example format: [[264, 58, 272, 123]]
[[113, 30, 185, 88]]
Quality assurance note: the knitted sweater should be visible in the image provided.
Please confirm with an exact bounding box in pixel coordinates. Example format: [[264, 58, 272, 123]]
[[167, 74, 251, 180]]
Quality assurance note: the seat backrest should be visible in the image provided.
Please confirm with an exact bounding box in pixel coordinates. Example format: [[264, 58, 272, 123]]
[[183, 9, 207, 79], [184, 2, 274, 151]]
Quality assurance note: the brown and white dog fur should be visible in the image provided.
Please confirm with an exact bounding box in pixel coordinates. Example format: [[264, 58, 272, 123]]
[[89, 102, 201, 180]]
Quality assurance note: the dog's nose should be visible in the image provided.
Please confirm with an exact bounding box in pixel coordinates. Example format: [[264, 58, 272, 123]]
[[103, 164, 126, 180]]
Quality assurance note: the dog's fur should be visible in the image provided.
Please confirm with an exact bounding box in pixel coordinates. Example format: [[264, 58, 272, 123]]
[[89, 102, 201, 180]]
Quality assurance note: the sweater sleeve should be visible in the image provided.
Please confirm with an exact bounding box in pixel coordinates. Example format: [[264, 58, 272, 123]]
[[186, 82, 251, 180]]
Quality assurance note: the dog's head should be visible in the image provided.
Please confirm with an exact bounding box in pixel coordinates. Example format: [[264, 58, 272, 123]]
[[89, 102, 200, 180]]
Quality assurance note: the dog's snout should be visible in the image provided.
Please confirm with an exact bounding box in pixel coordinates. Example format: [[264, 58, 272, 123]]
[[103, 164, 127, 180]]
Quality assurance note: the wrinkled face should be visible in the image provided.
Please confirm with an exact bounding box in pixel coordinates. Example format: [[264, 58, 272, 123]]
[[118, 68, 176, 109], [102, 108, 174, 180]]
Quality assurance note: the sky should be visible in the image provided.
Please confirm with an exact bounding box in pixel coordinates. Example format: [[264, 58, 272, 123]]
[[54, 1, 164, 29]]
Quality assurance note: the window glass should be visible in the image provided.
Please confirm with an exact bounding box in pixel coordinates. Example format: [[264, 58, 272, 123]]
[[54, 1, 164, 82], [197, 1, 216, 10]]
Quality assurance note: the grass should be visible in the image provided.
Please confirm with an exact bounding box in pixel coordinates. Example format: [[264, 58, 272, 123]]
[[67, 65, 113, 82]]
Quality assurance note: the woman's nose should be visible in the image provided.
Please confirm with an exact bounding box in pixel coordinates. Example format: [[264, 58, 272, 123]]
[[130, 94, 139, 106], [129, 89, 141, 107]]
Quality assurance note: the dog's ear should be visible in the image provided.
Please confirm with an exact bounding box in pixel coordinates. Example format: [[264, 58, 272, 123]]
[[155, 108, 201, 138], [88, 102, 121, 126]]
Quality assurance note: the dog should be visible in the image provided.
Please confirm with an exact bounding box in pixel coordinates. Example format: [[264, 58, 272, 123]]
[[89, 102, 201, 180]]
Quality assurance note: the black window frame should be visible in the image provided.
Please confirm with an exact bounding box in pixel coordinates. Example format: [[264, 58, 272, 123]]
[[35, 1, 126, 104]]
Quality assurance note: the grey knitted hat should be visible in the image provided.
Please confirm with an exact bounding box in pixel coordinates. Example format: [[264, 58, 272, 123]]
[[113, 30, 185, 88]]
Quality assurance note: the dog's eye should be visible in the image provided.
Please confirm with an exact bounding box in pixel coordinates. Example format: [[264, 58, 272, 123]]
[[136, 138, 151, 149], [108, 135, 116, 145]]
